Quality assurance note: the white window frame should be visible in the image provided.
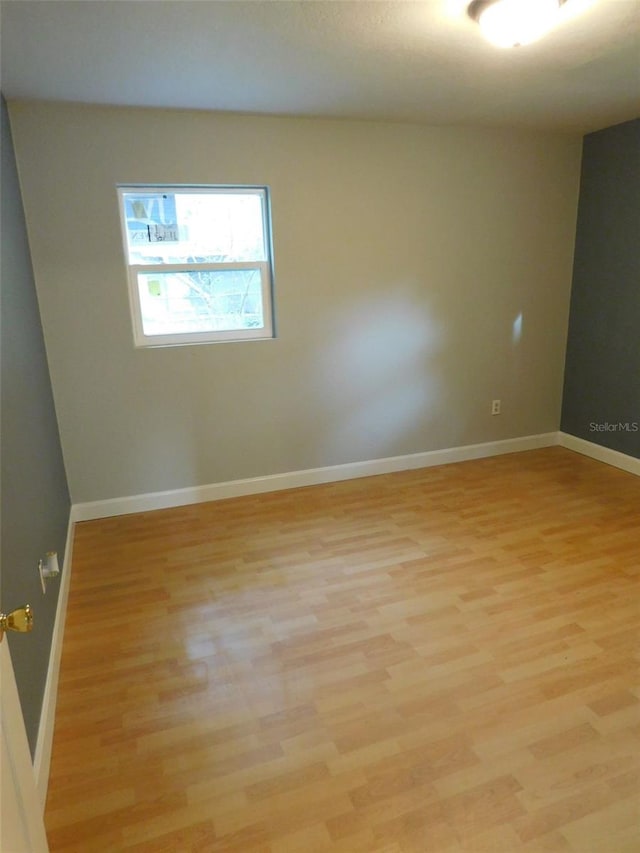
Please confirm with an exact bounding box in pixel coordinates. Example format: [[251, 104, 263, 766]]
[[117, 185, 275, 348]]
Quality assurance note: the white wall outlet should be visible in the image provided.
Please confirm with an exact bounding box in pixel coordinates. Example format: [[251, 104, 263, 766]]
[[491, 399, 501, 415], [38, 551, 60, 594]]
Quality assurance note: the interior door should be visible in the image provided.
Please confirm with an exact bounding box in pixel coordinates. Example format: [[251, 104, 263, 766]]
[[0, 635, 49, 852]]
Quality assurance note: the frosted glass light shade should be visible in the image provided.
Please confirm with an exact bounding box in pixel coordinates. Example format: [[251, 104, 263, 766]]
[[469, 0, 564, 48]]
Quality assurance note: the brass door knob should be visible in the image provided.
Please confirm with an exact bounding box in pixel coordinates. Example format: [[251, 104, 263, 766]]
[[0, 605, 33, 641]]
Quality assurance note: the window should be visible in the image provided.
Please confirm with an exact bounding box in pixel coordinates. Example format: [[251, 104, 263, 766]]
[[118, 185, 274, 347]]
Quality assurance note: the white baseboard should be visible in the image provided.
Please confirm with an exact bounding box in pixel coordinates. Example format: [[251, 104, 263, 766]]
[[33, 511, 75, 809], [73, 432, 560, 521], [558, 432, 640, 477]]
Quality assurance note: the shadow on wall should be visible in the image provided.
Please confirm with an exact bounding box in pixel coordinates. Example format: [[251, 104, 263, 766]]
[[317, 287, 446, 462], [316, 283, 532, 461]]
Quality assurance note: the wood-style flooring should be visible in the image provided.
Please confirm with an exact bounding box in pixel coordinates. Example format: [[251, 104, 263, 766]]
[[45, 447, 640, 852]]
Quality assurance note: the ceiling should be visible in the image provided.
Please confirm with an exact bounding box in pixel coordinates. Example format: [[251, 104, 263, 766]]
[[1, 0, 639, 133]]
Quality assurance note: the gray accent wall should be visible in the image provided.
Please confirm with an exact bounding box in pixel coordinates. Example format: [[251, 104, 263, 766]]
[[1, 96, 71, 755], [8, 101, 582, 505], [561, 118, 640, 458]]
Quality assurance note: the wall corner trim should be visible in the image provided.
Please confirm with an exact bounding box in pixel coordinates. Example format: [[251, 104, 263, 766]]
[[558, 432, 640, 477], [73, 432, 560, 522], [34, 510, 76, 809]]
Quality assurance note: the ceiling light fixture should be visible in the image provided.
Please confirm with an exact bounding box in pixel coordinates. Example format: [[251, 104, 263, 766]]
[[468, 0, 567, 48]]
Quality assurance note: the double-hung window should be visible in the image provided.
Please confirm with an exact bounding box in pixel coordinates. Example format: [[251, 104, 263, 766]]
[[118, 185, 274, 347]]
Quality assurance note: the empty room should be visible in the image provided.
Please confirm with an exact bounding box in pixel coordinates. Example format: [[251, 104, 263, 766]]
[[1, 1, 639, 851]]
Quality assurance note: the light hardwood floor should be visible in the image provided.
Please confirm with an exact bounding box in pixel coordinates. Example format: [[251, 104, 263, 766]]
[[45, 447, 640, 852]]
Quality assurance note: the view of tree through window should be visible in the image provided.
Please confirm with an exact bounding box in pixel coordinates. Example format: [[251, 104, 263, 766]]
[[118, 187, 274, 346]]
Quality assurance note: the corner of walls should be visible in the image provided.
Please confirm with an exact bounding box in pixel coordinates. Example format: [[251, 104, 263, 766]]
[[558, 432, 640, 477], [9, 103, 582, 506]]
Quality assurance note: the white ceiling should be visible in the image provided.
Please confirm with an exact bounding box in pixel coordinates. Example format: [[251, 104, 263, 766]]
[[1, 0, 639, 133]]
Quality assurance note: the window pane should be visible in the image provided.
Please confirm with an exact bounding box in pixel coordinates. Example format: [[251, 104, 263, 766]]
[[137, 269, 265, 336], [123, 190, 267, 266]]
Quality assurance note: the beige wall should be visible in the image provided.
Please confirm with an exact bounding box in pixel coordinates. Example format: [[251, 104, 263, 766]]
[[8, 101, 582, 503]]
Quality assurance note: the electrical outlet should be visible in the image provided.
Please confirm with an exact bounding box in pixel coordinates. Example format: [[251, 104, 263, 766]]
[[492, 399, 501, 415]]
